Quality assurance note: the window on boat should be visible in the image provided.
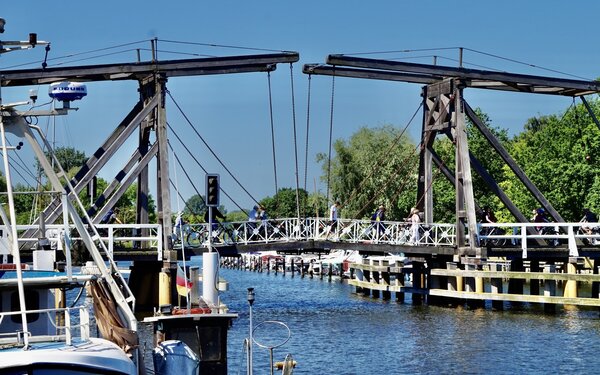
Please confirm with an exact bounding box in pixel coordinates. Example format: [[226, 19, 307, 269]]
[[10, 290, 40, 323]]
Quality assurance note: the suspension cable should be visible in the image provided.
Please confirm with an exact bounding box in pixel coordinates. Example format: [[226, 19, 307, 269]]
[[166, 90, 260, 206], [167, 124, 247, 214], [167, 140, 204, 203], [326, 68, 336, 205], [267, 71, 278, 198], [303, 74, 312, 193], [289, 63, 301, 220]]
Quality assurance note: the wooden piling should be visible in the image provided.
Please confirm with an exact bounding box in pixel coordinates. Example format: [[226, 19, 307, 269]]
[[530, 260, 540, 296], [490, 263, 504, 311], [564, 262, 578, 299], [544, 264, 557, 313], [370, 259, 380, 299], [412, 262, 423, 305], [362, 258, 371, 297], [381, 259, 391, 300], [395, 260, 405, 303]]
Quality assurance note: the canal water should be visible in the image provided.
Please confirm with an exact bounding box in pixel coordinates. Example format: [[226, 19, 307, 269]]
[[217, 265, 600, 375]]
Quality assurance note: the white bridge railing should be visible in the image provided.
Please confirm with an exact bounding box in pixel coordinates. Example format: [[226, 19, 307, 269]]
[[5, 219, 597, 259], [174, 218, 456, 248], [0, 223, 163, 258], [175, 218, 600, 257]]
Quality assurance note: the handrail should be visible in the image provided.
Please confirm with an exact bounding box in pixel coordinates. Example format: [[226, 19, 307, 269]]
[[0, 304, 90, 346]]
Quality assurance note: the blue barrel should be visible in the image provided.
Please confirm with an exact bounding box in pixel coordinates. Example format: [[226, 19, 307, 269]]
[[153, 340, 200, 375]]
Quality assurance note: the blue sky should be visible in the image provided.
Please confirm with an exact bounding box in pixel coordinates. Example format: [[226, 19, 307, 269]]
[[2, 2, 599, 214]]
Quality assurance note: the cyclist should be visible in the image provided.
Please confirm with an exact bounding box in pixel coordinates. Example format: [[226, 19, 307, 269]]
[[580, 208, 599, 236], [204, 207, 225, 231], [172, 212, 186, 242], [533, 208, 548, 233]]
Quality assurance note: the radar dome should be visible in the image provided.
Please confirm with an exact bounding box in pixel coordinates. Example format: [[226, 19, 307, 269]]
[[48, 82, 87, 102]]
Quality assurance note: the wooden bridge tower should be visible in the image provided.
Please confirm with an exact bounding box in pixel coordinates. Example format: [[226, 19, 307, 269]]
[[304, 54, 600, 257]]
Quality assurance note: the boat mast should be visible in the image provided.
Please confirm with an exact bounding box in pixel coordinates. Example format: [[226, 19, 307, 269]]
[[0, 17, 48, 349]]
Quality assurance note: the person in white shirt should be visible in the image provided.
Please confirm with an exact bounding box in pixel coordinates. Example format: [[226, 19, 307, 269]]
[[329, 201, 340, 222], [409, 207, 421, 244]]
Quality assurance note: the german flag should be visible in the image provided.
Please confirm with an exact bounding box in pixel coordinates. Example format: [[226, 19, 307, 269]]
[[176, 265, 193, 296]]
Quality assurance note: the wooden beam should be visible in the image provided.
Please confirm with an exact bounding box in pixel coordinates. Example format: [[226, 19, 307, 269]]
[[464, 102, 565, 223], [0, 52, 299, 87], [324, 55, 600, 96]]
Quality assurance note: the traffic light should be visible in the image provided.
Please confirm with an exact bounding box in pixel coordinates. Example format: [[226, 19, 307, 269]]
[[206, 173, 220, 207]]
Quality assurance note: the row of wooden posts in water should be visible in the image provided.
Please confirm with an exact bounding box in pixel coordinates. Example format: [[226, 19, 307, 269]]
[[220, 254, 346, 282], [220, 254, 600, 312]]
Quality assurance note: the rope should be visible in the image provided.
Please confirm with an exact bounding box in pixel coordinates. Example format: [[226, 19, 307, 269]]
[[289, 63, 301, 220], [170, 145, 191, 310], [267, 71, 278, 198], [167, 125, 247, 214], [326, 68, 336, 205], [166, 90, 260, 206]]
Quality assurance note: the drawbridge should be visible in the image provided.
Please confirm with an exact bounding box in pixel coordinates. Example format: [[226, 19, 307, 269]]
[[3, 45, 600, 312]]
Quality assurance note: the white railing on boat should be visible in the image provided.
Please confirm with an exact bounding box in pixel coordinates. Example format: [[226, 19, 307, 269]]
[[0, 305, 90, 346]]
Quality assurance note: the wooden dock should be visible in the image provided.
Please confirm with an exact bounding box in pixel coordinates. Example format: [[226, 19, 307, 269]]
[[349, 257, 600, 311]]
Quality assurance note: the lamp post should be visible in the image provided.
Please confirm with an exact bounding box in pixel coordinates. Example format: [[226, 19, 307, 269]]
[[247, 287, 255, 375]]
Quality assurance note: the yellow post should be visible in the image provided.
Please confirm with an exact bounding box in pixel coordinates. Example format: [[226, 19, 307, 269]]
[[475, 274, 484, 293], [159, 269, 171, 306], [564, 262, 578, 299]]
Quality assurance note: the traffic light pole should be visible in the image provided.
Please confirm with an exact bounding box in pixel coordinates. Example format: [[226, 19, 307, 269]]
[[208, 206, 213, 253]]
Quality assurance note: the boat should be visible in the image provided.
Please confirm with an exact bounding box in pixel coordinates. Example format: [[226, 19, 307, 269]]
[[0, 25, 143, 374]]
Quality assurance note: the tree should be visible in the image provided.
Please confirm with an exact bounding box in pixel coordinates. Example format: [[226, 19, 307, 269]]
[[318, 125, 418, 221], [37, 146, 87, 175], [501, 100, 600, 221], [259, 188, 309, 219]]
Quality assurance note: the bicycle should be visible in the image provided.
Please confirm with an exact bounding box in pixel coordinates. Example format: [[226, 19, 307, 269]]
[[212, 222, 238, 244], [172, 223, 208, 248], [479, 226, 507, 247]]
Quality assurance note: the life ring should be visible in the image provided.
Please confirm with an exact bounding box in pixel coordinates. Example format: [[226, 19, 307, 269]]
[[172, 307, 212, 315]]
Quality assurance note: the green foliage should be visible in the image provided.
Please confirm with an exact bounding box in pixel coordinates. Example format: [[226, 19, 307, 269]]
[[225, 210, 248, 222], [317, 125, 419, 221], [314, 99, 600, 225], [259, 188, 309, 218], [502, 101, 600, 221], [37, 146, 87, 174]]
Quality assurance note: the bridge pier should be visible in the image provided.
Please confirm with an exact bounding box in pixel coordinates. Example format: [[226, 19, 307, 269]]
[[370, 259, 380, 299], [381, 259, 391, 300], [530, 260, 540, 296], [508, 259, 524, 308], [394, 260, 405, 303], [489, 263, 504, 311], [412, 262, 424, 305]]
